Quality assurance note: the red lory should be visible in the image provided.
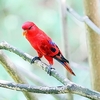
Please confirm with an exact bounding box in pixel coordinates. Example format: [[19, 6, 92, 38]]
[[22, 21, 75, 76]]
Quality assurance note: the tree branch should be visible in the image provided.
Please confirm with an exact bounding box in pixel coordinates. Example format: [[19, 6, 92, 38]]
[[66, 5, 100, 35], [0, 80, 100, 100], [0, 41, 100, 100]]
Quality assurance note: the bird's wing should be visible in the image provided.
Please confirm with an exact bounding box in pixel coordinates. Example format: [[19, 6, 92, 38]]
[[37, 38, 59, 57]]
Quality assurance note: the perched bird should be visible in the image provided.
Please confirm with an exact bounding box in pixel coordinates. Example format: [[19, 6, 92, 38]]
[[22, 21, 75, 76]]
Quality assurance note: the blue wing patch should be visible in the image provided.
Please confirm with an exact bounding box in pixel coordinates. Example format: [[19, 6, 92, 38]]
[[48, 40, 55, 46], [48, 40, 57, 52]]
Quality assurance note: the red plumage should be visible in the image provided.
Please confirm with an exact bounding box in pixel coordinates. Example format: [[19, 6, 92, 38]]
[[22, 21, 75, 76]]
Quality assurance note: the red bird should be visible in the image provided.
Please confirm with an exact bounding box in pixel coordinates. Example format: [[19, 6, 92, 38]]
[[22, 21, 75, 76]]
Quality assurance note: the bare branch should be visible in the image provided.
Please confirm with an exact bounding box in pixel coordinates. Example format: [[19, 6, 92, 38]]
[[66, 5, 100, 34], [16, 65, 63, 100], [0, 80, 100, 100]]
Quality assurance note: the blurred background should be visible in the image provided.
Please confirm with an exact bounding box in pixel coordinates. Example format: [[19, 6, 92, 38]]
[[0, 0, 90, 100]]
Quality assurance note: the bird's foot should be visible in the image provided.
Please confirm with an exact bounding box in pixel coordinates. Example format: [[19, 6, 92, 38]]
[[47, 65, 55, 76], [31, 56, 41, 64]]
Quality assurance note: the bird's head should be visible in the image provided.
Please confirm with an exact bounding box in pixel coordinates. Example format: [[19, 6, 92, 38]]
[[22, 21, 37, 37]]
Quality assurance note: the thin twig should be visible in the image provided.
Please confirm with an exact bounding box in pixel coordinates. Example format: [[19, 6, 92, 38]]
[[66, 6, 100, 34]]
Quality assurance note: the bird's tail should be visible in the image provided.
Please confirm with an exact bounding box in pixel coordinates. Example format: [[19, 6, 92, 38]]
[[62, 62, 75, 76], [54, 54, 75, 76]]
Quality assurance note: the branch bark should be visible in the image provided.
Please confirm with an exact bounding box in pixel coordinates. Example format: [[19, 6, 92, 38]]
[[0, 80, 100, 100], [0, 41, 100, 99]]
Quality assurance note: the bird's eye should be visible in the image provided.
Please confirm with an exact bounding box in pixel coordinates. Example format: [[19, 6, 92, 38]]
[[28, 26, 32, 30]]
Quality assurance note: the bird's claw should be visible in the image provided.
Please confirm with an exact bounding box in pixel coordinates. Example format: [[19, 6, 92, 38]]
[[47, 65, 55, 76], [31, 56, 41, 64]]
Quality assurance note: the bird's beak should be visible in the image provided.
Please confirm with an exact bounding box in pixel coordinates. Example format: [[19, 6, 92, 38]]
[[23, 30, 27, 36]]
